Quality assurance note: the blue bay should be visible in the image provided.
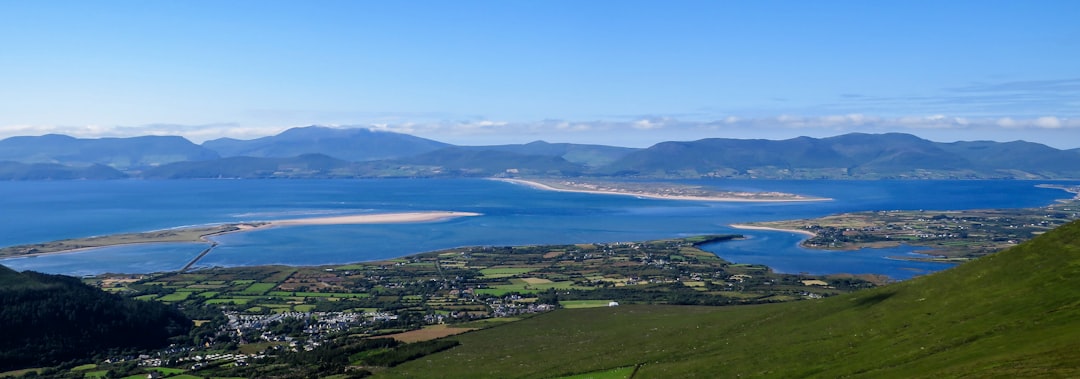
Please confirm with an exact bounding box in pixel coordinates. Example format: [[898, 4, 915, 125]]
[[1, 179, 1075, 279]]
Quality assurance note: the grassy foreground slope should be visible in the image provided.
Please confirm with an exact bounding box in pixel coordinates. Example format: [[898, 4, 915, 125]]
[[385, 220, 1080, 378]]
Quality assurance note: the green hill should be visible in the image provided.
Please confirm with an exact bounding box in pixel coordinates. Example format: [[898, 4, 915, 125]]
[[384, 220, 1080, 378]]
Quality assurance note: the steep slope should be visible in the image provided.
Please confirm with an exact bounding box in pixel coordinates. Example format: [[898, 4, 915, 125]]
[[202, 126, 450, 161], [0, 135, 219, 169], [0, 266, 191, 371], [386, 220, 1080, 378]]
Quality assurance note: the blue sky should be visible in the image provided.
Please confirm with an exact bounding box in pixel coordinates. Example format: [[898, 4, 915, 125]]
[[2, 1, 1078, 148]]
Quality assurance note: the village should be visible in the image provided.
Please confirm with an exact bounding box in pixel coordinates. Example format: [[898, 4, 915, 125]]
[[74, 234, 872, 377]]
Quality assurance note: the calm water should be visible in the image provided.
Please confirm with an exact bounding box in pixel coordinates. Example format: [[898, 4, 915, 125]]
[[1, 179, 1075, 279]]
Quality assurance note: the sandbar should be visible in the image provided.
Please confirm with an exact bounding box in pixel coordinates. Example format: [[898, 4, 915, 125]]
[[0, 211, 482, 258], [729, 224, 817, 237], [496, 178, 830, 202], [267, 211, 481, 226]]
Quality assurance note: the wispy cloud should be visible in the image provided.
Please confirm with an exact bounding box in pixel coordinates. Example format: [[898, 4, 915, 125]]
[[819, 78, 1080, 118], [947, 78, 1080, 93]]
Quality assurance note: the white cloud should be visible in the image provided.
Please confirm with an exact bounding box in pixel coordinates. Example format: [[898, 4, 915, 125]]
[[1034, 116, 1062, 129], [632, 117, 672, 130], [997, 117, 1018, 128]]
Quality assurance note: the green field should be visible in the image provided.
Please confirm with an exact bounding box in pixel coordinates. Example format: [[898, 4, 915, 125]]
[[70, 364, 97, 371], [479, 267, 537, 278], [560, 300, 615, 309], [157, 291, 192, 302], [205, 298, 251, 305], [475, 280, 585, 295], [146, 367, 186, 375], [240, 282, 277, 295]]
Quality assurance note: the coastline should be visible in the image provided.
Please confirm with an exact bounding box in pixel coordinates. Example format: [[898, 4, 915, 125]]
[[729, 224, 817, 237], [0, 211, 482, 259], [495, 178, 830, 202]]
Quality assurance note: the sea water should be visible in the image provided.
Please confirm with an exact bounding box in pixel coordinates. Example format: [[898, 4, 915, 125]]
[[0, 179, 1075, 279]]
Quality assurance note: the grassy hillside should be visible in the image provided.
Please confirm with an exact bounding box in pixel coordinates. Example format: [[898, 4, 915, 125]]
[[385, 220, 1080, 378]]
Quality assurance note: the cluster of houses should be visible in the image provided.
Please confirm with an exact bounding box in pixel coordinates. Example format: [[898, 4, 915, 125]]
[[226, 310, 397, 342], [487, 295, 556, 318]]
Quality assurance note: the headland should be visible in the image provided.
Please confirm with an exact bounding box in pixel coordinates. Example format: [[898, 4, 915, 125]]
[[496, 178, 830, 202]]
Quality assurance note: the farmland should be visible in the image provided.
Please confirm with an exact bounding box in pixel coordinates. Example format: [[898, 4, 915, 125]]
[[56, 234, 876, 378]]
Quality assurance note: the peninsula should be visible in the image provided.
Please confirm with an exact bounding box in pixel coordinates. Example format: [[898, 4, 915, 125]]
[[0, 211, 481, 258], [497, 178, 829, 202], [731, 185, 1080, 261]]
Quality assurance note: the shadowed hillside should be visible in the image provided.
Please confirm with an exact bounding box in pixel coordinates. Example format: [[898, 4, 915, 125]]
[[0, 266, 192, 371], [385, 220, 1080, 378], [0, 162, 127, 180], [0, 135, 218, 170]]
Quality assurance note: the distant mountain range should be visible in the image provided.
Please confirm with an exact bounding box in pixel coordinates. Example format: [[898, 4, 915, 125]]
[[2, 126, 1079, 179], [202, 126, 450, 162]]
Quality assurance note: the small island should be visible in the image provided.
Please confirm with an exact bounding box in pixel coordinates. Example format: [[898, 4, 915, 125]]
[[497, 178, 830, 202]]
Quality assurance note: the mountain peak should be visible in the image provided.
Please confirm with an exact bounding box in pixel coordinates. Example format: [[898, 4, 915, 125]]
[[202, 126, 449, 162]]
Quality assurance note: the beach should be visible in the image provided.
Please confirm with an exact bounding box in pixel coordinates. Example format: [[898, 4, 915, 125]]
[[729, 224, 818, 237], [496, 178, 830, 202]]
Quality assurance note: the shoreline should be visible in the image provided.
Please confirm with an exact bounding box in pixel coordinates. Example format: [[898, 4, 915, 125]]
[[0, 211, 482, 259], [729, 224, 818, 237], [495, 178, 831, 202]]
